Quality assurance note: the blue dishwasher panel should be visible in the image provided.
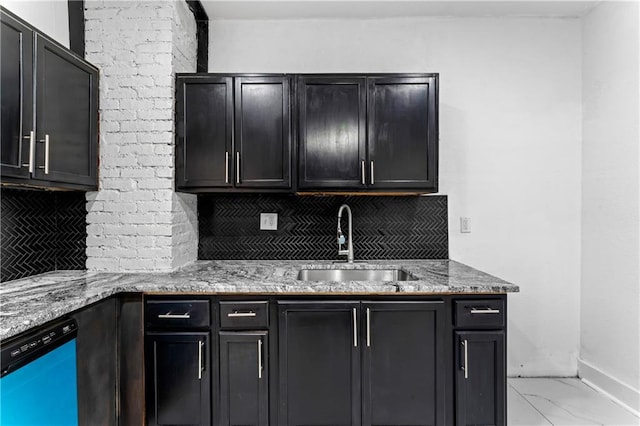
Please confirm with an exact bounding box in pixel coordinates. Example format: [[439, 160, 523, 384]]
[[0, 339, 78, 426]]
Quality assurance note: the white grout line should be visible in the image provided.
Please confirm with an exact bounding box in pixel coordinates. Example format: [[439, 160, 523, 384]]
[[508, 380, 554, 425]]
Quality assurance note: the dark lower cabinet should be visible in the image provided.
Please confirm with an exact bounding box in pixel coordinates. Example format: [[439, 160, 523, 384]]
[[455, 331, 505, 426], [278, 301, 361, 426], [219, 331, 269, 426], [362, 301, 446, 426], [71, 298, 117, 426], [146, 332, 211, 426], [139, 296, 508, 426]]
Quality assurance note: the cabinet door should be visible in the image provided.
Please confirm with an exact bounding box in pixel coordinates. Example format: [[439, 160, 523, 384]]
[[34, 34, 98, 188], [146, 332, 211, 426], [219, 331, 269, 426], [176, 76, 233, 188], [367, 76, 438, 191], [72, 297, 117, 426], [235, 76, 291, 188], [278, 301, 361, 426], [455, 331, 505, 426], [1, 10, 33, 179], [297, 76, 367, 189], [362, 301, 446, 426]]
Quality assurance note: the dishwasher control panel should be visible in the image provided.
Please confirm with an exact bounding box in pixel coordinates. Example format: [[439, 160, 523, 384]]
[[1, 318, 77, 377]]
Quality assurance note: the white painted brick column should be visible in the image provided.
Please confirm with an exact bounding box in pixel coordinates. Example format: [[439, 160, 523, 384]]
[[84, 0, 198, 272]]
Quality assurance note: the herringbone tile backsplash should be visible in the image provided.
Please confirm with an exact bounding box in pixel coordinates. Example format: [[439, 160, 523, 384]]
[[199, 195, 448, 260], [1, 189, 87, 282]]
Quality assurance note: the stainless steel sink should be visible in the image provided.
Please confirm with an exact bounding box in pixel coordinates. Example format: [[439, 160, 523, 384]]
[[297, 268, 416, 282]]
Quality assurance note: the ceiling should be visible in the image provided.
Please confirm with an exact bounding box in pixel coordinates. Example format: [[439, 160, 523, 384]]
[[200, 1, 600, 20]]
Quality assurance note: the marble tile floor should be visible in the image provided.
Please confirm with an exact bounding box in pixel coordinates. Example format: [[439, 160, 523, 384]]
[[508, 378, 639, 425]]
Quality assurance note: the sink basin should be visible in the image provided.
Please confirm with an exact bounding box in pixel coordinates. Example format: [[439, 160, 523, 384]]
[[297, 268, 416, 282]]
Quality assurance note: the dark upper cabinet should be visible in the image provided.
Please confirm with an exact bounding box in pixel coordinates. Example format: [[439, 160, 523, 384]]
[[297, 76, 367, 189], [176, 74, 291, 191], [278, 301, 361, 426], [0, 8, 98, 190], [296, 74, 438, 192], [367, 76, 438, 190], [34, 35, 98, 187], [362, 301, 446, 426], [0, 10, 33, 179], [176, 73, 438, 193], [235, 76, 291, 188], [219, 331, 269, 426], [146, 332, 211, 426], [176, 75, 233, 188], [455, 331, 505, 426]]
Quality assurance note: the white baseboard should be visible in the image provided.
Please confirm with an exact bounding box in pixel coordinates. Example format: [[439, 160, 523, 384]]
[[578, 358, 640, 416]]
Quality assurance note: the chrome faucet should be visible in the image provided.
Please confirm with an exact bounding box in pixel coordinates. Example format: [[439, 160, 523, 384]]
[[337, 204, 354, 263]]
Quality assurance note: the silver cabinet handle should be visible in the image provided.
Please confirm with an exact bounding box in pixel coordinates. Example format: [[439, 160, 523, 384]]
[[198, 341, 204, 380], [236, 151, 240, 184], [470, 308, 500, 314], [227, 311, 256, 318], [370, 161, 374, 185], [366, 308, 371, 347], [22, 131, 35, 172], [462, 339, 468, 379], [225, 151, 229, 183], [38, 134, 49, 174], [257, 338, 263, 379], [352, 308, 358, 347], [361, 160, 366, 185], [157, 312, 191, 319]]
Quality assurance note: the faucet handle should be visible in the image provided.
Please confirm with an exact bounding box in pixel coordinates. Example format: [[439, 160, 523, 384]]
[[338, 234, 346, 245]]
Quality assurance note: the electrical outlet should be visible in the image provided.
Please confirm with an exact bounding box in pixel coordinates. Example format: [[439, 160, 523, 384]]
[[260, 213, 278, 231], [460, 217, 471, 233]]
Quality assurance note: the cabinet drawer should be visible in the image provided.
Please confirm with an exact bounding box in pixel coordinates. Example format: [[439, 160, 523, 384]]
[[454, 299, 504, 328], [146, 300, 210, 329], [220, 301, 269, 330]]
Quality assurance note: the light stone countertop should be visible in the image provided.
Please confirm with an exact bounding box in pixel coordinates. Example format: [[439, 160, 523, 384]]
[[0, 259, 518, 341]]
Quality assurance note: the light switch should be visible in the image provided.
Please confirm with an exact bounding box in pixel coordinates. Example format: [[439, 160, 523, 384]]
[[460, 217, 471, 233], [260, 213, 278, 231]]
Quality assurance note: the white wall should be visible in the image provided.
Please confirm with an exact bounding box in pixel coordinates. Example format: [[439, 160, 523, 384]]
[[209, 17, 583, 376], [1, 0, 69, 47], [580, 1, 640, 413]]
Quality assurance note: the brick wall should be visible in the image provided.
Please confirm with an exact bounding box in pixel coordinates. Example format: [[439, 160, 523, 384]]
[[84, 1, 197, 272]]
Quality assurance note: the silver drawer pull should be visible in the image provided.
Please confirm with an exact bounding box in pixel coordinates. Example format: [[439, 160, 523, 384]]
[[366, 308, 371, 347], [22, 131, 35, 172], [227, 311, 256, 318], [370, 160, 375, 185], [158, 312, 191, 319], [225, 151, 229, 184], [236, 152, 240, 184], [470, 308, 500, 314], [462, 339, 468, 379], [37, 134, 50, 174], [352, 308, 358, 347], [198, 341, 204, 380], [257, 338, 263, 379]]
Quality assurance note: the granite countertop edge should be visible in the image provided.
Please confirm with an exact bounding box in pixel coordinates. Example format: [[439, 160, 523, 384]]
[[0, 259, 519, 341]]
